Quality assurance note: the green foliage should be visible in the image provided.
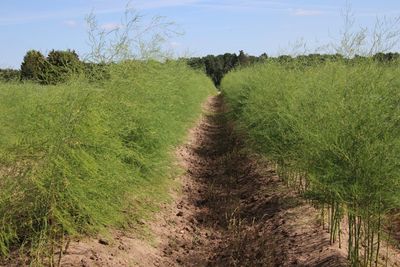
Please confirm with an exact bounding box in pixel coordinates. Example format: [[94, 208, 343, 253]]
[[185, 51, 356, 87], [43, 50, 83, 84], [0, 69, 20, 82], [0, 60, 214, 262], [372, 52, 400, 63], [186, 51, 265, 87], [20, 50, 83, 85], [83, 62, 111, 83], [222, 60, 400, 265], [20, 50, 47, 82], [238, 50, 250, 66]]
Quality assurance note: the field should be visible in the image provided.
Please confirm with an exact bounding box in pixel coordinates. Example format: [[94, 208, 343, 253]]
[[1, 8, 400, 264], [3, 0, 400, 265], [1, 53, 400, 266]]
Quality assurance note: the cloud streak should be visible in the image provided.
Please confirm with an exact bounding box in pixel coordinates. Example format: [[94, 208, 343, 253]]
[[292, 9, 323, 17], [134, 0, 200, 9], [0, 1, 200, 26], [0, 8, 87, 26], [185, 0, 338, 16], [64, 20, 79, 27], [0, 0, 396, 27]]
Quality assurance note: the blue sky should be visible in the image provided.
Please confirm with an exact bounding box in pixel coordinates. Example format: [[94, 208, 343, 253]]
[[1, 0, 400, 68]]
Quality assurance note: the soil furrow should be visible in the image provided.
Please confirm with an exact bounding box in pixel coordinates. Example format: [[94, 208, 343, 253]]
[[161, 95, 348, 266]]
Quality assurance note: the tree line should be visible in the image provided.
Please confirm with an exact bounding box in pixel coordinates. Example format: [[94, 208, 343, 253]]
[[0, 49, 108, 84], [1, 50, 400, 85], [184, 51, 400, 87], [184, 51, 267, 86]]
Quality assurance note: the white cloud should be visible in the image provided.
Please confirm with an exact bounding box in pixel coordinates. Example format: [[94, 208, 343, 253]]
[[292, 9, 323, 17], [100, 22, 122, 31], [64, 20, 78, 27]]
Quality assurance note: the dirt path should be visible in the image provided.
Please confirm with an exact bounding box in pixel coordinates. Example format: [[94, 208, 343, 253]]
[[159, 95, 348, 266], [59, 95, 351, 267]]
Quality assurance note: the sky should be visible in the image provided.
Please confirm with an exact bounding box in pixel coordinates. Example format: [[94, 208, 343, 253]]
[[1, 0, 400, 68]]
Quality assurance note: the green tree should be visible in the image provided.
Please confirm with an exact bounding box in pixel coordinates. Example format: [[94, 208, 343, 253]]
[[43, 50, 83, 84], [238, 50, 250, 66], [20, 50, 46, 82]]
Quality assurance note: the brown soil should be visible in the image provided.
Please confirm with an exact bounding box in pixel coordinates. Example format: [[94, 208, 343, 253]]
[[156, 95, 349, 267], [10, 95, 400, 266]]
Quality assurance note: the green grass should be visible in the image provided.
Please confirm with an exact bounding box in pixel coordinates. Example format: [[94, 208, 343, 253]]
[[221, 60, 400, 265], [0, 60, 214, 262]]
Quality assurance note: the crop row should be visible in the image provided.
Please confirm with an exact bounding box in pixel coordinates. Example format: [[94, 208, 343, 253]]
[[0, 61, 214, 264], [222, 61, 400, 266]]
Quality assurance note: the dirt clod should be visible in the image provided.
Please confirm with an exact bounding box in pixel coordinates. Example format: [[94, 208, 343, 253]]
[[98, 239, 109, 246]]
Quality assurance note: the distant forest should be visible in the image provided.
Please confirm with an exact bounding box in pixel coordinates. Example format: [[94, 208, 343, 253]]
[[184, 51, 400, 87], [1, 49, 400, 86]]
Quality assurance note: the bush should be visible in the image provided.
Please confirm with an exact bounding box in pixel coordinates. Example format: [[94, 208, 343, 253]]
[[20, 50, 46, 82], [42, 50, 83, 84], [20, 50, 84, 85], [0, 69, 20, 82], [83, 62, 111, 83]]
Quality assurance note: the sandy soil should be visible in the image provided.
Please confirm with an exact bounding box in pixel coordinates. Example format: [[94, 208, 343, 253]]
[[155, 95, 349, 267]]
